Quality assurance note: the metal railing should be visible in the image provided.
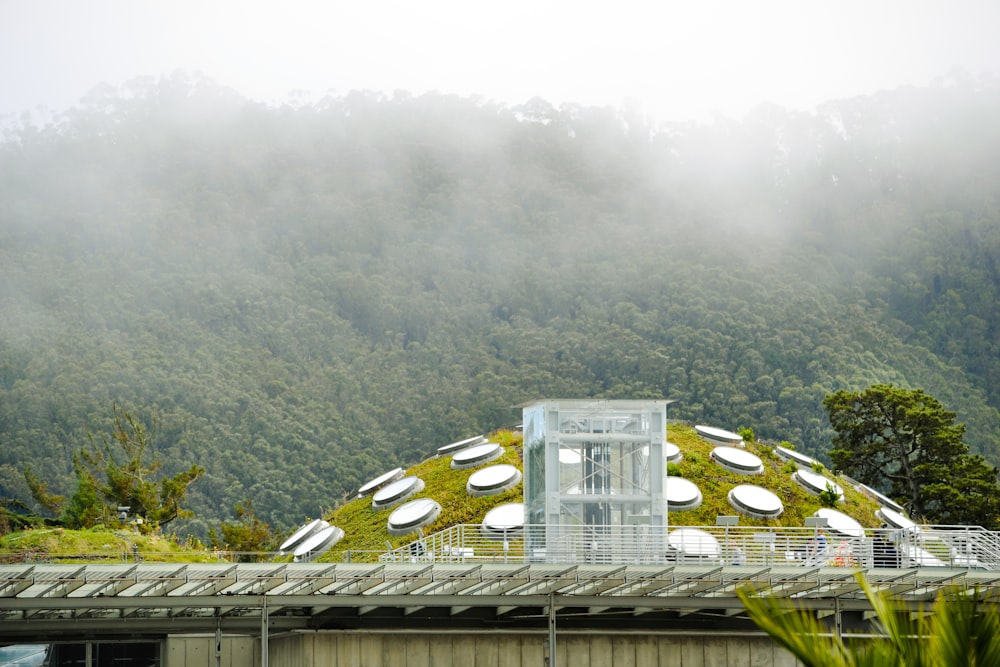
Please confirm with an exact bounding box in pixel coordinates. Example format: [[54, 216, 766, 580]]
[[380, 523, 1000, 570], [10, 525, 1000, 568]]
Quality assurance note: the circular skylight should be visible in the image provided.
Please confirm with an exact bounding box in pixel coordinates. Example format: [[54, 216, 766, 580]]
[[665, 441, 682, 464], [876, 506, 917, 531], [857, 483, 905, 513], [356, 467, 406, 497], [387, 498, 442, 536], [813, 508, 864, 538], [728, 484, 784, 519], [371, 475, 425, 510], [793, 469, 844, 501], [695, 424, 744, 447], [292, 524, 345, 562], [451, 442, 504, 469], [774, 446, 820, 468], [436, 435, 487, 457], [481, 502, 525, 538], [278, 518, 328, 554], [902, 544, 946, 567], [467, 464, 522, 497], [665, 477, 703, 511], [711, 446, 764, 475], [668, 527, 720, 558]]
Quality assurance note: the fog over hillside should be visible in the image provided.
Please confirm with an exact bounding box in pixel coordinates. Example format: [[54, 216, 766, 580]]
[[5, 1, 999, 124], [1, 73, 998, 535]]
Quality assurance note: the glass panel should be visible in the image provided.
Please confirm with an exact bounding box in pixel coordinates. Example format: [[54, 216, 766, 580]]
[[523, 400, 669, 562], [44, 642, 161, 667], [0, 645, 49, 667], [523, 404, 546, 524]]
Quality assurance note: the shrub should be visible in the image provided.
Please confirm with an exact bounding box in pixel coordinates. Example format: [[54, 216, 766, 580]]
[[819, 482, 841, 508]]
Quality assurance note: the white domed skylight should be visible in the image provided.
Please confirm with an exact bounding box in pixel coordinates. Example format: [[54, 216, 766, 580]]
[[665, 477, 703, 511], [437, 435, 487, 457], [695, 425, 744, 447], [356, 467, 406, 497], [481, 502, 525, 539], [371, 476, 425, 510], [793, 469, 844, 501], [728, 484, 784, 519], [902, 544, 946, 567], [279, 519, 328, 554], [876, 506, 917, 531], [292, 524, 344, 563], [668, 527, 720, 559], [467, 464, 522, 497], [711, 446, 764, 475], [388, 498, 442, 536], [857, 483, 905, 513], [813, 508, 864, 538], [774, 446, 820, 469], [451, 442, 504, 469]]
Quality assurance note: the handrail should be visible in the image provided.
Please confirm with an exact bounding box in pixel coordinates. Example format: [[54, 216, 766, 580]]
[[379, 523, 1000, 569], [6, 525, 999, 569]]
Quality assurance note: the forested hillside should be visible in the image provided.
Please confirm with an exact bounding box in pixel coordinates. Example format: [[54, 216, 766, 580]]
[[2, 72, 998, 537]]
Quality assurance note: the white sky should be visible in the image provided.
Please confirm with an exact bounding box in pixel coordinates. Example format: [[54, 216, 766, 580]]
[[2, 0, 999, 124]]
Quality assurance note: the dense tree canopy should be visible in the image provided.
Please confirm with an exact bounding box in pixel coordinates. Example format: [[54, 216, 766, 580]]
[[1, 72, 999, 535], [825, 384, 1000, 528]]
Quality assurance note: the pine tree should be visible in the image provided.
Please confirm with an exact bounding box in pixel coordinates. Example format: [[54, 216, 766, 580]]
[[824, 384, 1000, 528]]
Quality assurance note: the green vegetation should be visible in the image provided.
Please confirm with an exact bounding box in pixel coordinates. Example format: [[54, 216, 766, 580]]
[[23, 406, 203, 532], [658, 426, 880, 529], [739, 572, 1000, 667], [0, 419, 950, 562], [818, 483, 842, 508], [302, 424, 881, 563], [0, 526, 215, 564], [1, 74, 999, 534], [208, 498, 277, 561], [315, 430, 523, 559], [826, 384, 1000, 529]]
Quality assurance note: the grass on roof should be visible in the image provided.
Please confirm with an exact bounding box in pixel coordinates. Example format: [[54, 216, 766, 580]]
[[316, 430, 523, 561], [0, 425, 884, 564], [309, 424, 882, 563], [0, 525, 216, 563]]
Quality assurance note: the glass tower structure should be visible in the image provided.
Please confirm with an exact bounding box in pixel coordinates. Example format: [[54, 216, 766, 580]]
[[522, 399, 669, 563]]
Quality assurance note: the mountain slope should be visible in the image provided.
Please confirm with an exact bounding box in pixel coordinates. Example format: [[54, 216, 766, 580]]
[[1, 74, 998, 535]]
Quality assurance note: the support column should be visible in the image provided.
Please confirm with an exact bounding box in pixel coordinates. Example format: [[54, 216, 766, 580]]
[[215, 619, 222, 667], [835, 597, 843, 638], [546, 593, 557, 667], [261, 596, 269, 667]]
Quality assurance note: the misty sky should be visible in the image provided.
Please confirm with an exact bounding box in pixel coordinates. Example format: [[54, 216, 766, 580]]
[[2, 0, 999, 124]]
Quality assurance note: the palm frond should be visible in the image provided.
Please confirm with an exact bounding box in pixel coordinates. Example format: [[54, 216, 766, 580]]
[[737, 586, 851, 667], [854, 573, 925, 667], [741, 573, 1000, 667], [928, 587, 1000, 667]]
